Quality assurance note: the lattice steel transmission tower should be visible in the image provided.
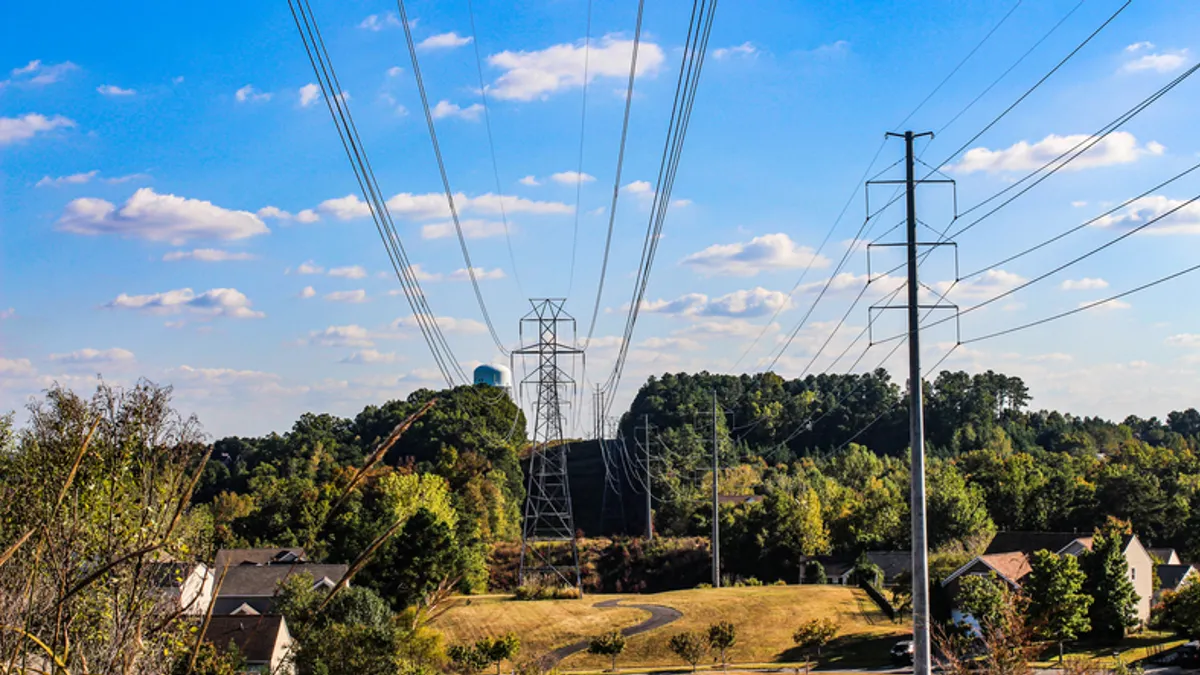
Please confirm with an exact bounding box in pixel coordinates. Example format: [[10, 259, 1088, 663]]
[[512, 299, 583, 589]]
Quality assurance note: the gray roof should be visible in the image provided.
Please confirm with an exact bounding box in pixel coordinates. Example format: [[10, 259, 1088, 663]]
[[1150, 548, 1180, 563], [866, 551, 912, 580], [216, 564, 347, 598], [984, 532, 1088, 556], [214, 548, 306, 569], [203, 615, 286, 663], [147, 562, 203, 589], [1159, 564, 1197, 591]]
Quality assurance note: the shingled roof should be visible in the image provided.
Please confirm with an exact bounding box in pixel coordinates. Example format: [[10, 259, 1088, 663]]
[[217, 564, 346, 597], [1159, 564, 1197, 592], [202, 615, 287, 664], [984, 532, 1092, 556], [214, 548, 306, 569]]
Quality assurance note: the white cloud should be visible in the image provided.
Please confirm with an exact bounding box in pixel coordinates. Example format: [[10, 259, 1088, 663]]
[[448, 267, 505, 281], [931, 269, 1025, 301], [162, 249, 257, 262], [317, 194, 373, 220], [467, 192, 571, 216], [387, 66, 404, 77], [806, 41, 850, 59], [341, 349, 400, 365], [393, 315, 486, 334], [622, 180, 653, 195], [36, 170, 98, 187], [317, 191, 570, 221], [359, 13, 401, 31], [418, 32, 472, 50], [431, 100, 484, 121], [235, 85, 271, 103], [421, 219, 507, 240], [713, 42, 757, 60], [1071, 200, 1088, 208], [298, 83, 320, 107], [328, 265, 367, 279], [105, 287, 265, 319], [0, 113, 75, 145], [1121, 44, 1190, 73], [1166, 334, 1200, 347], [676, 318, 780, 339], [519, 175, 541, 186], [48, 347, 135, 366], [97, 84, 135, 96], [58, 188, 269, 244], [953, 132, 1164, 174], [1061, 277, 1109, 291], [682, 233, 832, 277], [307, 324, 375, 348], [672, 199, 692, 208], [486, 34, 665, 101], [300, 286, 316, 299], [324, 289, 368, 304], [4, 60, 78, 86], [1092, 195, 1200, 235], [296, 260, 324, 275], [551, 171, 596, 185], [0, 357, 36, 377], [403, 264, 442, 282], [640, 336, 703, 351], [0, 308, 14, 320], [1079, 299, 1130, 311], [640, 287, 793, 318]]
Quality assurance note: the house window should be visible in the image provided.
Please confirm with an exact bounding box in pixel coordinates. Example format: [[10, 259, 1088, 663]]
[[1131, 568, 1136, 580]]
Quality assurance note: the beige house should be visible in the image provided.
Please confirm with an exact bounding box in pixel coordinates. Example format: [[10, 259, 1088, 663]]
[[202, 615, 295, 675], [149, 562, 214, 616], [943, 531, 1156, 626]]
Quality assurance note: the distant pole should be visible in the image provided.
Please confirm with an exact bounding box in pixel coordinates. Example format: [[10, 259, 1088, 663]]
[[712, 389, 720, 588], [896, 129, 933, 675], [644, 413, 653, 541]]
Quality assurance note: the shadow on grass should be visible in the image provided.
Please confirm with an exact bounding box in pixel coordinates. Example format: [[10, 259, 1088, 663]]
[[776, 633, 906, 670], [1030, 631, 1184, 666]]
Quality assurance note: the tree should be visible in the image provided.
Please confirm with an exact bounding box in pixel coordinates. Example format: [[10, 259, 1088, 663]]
[[588, 630, 627, 671], [476, 633, 521, 675], [793, 618, 839, 674], [804, 560, 827, 585], [1158, 581, 1200, 637], [449, 644, 490, 674], [1024, 550, 1092, 662], [707, 621, 737, 670], [1084, 518, 1139, 643], [668, 632, 707, 672], [851, 551, 883, 587], [957, 574, 1009, 634]]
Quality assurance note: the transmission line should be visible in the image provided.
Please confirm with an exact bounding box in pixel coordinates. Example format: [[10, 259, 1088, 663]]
[[567, 0, 596, 297], [288, 0, 464, 386], [397, 0, 511, 356]]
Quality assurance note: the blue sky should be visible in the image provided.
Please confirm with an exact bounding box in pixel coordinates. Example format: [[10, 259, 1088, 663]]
[[2, 0, 1199, 438]]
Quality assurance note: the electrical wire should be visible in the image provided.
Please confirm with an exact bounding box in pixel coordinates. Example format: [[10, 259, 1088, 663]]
[[397, 0, 511, 356], [583, 0, 647, 348], [567, 0, 595, 297], [288, 0, 464, 386], [466, 0, 525, 297]]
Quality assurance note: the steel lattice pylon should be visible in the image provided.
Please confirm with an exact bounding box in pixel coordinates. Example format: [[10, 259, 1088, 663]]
[[511, 299, 583, 590]]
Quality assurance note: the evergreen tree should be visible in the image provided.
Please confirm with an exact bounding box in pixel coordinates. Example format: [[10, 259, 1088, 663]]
[[1025, 550, 1092, 662], [1084, 518, 1139, 643]]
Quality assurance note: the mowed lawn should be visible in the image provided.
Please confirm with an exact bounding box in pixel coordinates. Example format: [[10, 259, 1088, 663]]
[[435, 586, 909, 672]]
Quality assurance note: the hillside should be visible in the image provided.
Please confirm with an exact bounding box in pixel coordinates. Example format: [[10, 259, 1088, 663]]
[[433, 585, 907, 671]]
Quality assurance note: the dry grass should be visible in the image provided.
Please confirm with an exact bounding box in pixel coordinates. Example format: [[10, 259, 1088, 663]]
[[435, 586, 908, 672], [433, 593, 646, 656]]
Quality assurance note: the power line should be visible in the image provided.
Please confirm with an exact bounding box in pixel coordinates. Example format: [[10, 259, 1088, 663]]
[[566, 0, 595, 297], [583, 0, 647, 348], [397, 0, 511, 356], [288, 0, 464, 386], [466, 0, 525, 297]]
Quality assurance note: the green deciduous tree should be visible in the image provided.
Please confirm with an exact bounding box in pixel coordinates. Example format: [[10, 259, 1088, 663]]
[[588, 630, 627, 671], [1025, 550, 1092, 662], [668, 632, 707, 672], [957, 574, 1009, 634], [707, 621, 737, 669], [1158, 581, 1200, 638], [476, 633, 521, 675], [793, 617, 839, 674]]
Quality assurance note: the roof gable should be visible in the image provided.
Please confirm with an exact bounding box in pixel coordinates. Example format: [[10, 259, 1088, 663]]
[[203, 616, 286, 663], [214, 548, 307, 569], [216, 564, 349, 597]]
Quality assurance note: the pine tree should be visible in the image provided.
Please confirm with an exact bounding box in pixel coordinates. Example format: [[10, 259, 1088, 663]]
[[1084, 518, 1139, 643], [1025, 550, 1092, 662]]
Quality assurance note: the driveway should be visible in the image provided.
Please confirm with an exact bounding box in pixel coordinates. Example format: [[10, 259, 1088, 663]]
[[546, 598, 684, 665]]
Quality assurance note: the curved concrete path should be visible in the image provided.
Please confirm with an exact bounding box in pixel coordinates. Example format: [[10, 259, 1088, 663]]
[[547, 598, 683, 665]]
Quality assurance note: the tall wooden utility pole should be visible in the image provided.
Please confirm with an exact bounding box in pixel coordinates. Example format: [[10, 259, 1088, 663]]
[[711, 389, 720, 588]]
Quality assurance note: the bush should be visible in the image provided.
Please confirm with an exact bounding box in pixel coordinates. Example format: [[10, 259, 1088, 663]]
[[513, 574, 582, 601]]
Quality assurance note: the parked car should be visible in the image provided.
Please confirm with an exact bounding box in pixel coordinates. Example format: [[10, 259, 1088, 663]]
[[891, 640, 914, 666]]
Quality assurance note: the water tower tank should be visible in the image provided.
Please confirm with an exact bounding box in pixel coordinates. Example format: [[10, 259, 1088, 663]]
[[473, 364, 513, 389]]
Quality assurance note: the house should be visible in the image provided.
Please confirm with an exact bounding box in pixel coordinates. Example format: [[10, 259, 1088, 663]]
[[943, 531, 1155, 626], [213, 563, 349, 615], [214, 547, 307, 570], [799, 551, 911, 586], [1156, 564, 1199, 602], [1150, 548, 1182, 564], [149, 562, 214, 616], [202, 615, 296, 675]]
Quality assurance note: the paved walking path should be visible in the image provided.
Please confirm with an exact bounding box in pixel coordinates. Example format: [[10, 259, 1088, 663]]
[[547, 598, 684, 665]]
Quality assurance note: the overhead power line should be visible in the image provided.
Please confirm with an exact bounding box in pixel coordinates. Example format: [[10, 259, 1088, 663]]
[[288, 0, 464, 386], [567, 0, 596, 298], [397, 0, 511, 356], [584, 0, 647, 348]]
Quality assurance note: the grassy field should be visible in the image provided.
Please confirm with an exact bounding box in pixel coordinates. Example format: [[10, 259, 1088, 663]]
[[433, 585, 909, 672]]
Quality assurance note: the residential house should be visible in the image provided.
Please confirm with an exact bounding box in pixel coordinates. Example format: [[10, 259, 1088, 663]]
[[1149, 548, 1181, 564], [214, 547, 307, 570], [799, 551, 911, 586], [202, 615, 296, 675], [149, 562, 214, 616], [1156, 564, 1199, 603], [212, 563, 349, 615], [943, 531, 1155, 626]]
